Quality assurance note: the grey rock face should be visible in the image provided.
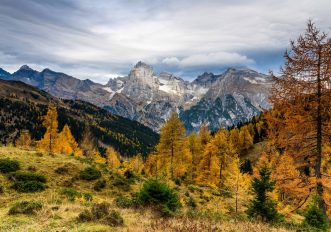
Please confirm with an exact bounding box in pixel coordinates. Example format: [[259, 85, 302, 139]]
[[1, 62, 273, 132], [180, 68, 272, 131]]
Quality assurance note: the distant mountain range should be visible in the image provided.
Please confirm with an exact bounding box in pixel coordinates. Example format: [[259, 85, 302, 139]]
[[0, 62, 273, 131]]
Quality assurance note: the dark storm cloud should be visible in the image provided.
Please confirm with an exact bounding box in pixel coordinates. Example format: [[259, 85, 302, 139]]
[[0, 0, 330, 83]]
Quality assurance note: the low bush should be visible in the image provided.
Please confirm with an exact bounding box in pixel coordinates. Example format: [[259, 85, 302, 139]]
[[11, 180, 46, 192], [114, 195, 133, 208], [77, 209, 93, 222], [8, 171, 47, 193], [0, 184, 4, 193], [79, 167, 101, 180], [94, 179, 106, 191], [77, 202, 124, 227], [103, 210, 124, 226], [61, 188, 81, 201], [91, 202, 110, 219], [303, 203, 329, 231], [8, 171, 46, 183], [0, 159, 20, 173], [137, 178, 181, 216], [8, 201, 43, 215]]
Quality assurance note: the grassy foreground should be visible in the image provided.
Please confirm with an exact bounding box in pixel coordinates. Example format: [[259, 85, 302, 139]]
[[0, 146, 297, 232]]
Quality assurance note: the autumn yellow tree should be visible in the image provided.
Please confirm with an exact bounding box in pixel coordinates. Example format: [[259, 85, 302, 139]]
[[156, 112, 190, 179], [106, 146, 121, 169], [187, 133, 202, 182], [55, 124, 83, 157], [229, 128, 240, 152], [273, 152, 311, 212], [15, 130, 33, 149], [37, 104, 58, 153], [238, 125, 253, 153], [127, 154, 144, 174], [267, 21, 331, 215], [144, 152, 160, 176], [196, 130, 236, 187], [224, 156, 251, 214]]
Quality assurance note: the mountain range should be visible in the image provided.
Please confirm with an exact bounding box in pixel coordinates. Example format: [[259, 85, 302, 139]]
[[0, 62, 273, 132]]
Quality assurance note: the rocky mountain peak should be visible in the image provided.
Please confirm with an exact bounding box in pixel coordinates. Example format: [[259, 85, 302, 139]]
[[19, 65, 33, 71], [134, 61, 152, 69]]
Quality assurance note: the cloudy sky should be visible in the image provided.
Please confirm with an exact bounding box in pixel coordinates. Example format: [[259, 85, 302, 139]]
[[0, 0, 330, 83]]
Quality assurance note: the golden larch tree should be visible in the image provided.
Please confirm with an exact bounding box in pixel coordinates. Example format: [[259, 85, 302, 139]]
[[238, 125, 253, 152], [224, 156, 251, 214], [106, 146, 121, 169], [267, 21, 331, 215], [156, 112, 189, 179], [55, 124, 83, 157], [37, 104, 59, 153], [128, 155, 144, 174]]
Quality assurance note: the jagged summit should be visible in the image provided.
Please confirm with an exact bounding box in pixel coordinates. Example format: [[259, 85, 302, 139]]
[[134, 61, 153, 69], [19, 65, 33, 71]]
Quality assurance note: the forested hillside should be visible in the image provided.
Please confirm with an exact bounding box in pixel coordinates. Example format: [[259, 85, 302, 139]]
[[0, 80, 159, 156]]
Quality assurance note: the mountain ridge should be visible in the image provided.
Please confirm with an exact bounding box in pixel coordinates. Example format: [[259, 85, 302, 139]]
[[0, 62, 273, 132]]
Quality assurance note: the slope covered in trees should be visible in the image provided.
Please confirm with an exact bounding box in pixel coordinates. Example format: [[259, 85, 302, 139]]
[[0, 80, 159, 156]]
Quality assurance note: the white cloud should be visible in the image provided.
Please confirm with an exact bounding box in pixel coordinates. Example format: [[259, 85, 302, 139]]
[[162, 52, 255, 68], [0, 0, 331, 82]]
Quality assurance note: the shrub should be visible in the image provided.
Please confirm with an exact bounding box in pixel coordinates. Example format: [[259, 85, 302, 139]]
[[61, 188, 81, 201], [303, 202, 329, 231], [8, 201, 42, 215], [0, 184, 4, 194], [8, 171, 46, 183], [94, 179, 106, 191], [77, 203, 124, 227], [114, 195, 133, 208], [79, 167, 101, 180], [137, 178, 181, 216], [77, 209, 93, 222], [91, 202, 110, 219], [103, 210, 124, 226], [11, 180, 46, 193], [0, 159, 20, 173]]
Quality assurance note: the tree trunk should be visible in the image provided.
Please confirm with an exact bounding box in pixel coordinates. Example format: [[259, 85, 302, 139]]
[[315, 46, 327, 215], [171, 140, 174, 179], [235, 172, 239, 214]]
